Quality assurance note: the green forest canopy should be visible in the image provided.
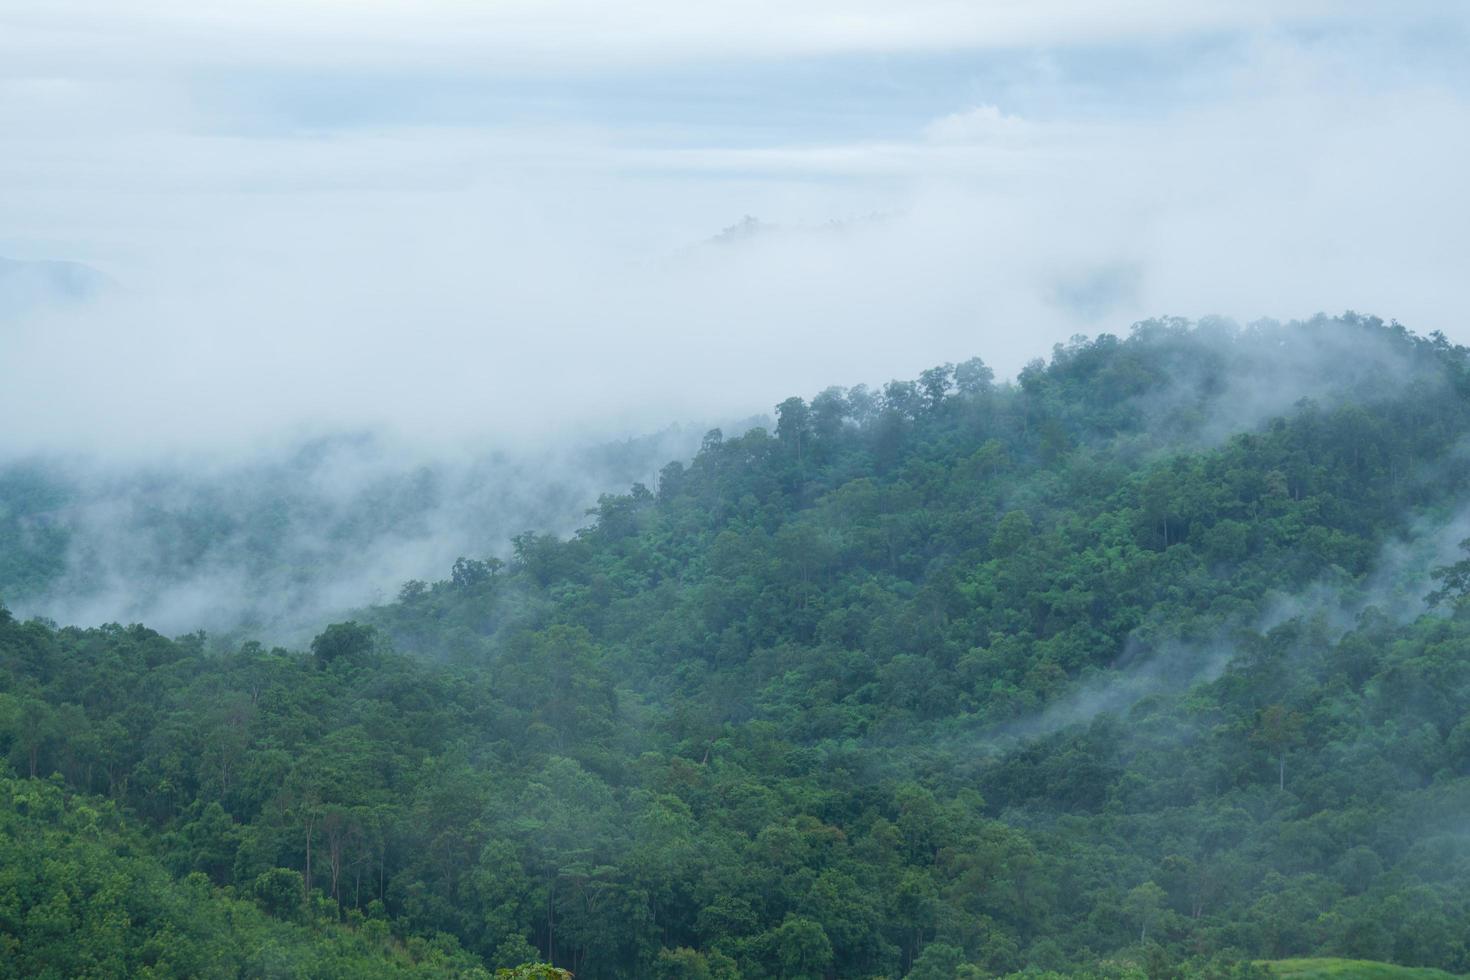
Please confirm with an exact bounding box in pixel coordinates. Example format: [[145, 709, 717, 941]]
[[3, 315, 1470, 978]]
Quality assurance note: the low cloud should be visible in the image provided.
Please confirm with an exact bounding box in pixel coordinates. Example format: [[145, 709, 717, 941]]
[[2, 425, 729, 642], [5, 62, 1467, 459], [3, 6, 1467, 460]]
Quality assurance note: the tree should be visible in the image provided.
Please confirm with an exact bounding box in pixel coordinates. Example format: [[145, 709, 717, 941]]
[[918, 365, 953, 413], [2, 694, 57, 778], [776, 397, 812, 465], [1251, 705, 1305, 791], [768, 916, 833, 980], [309, 622, 375, 667], [809, 387, 849, 446], [251, 867, 305, 920], [1427, 537, 1470, 606], [1124, 882, 1166, 943], [453, 556, 502, 590], [955, 356, 995, 396], [990, 510, 1034, 558], [906, 943, 968, 980]]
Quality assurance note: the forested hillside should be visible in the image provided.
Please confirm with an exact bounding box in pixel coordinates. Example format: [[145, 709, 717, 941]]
[[0, 425, 719, 644], [4, 315, 1470, 979]]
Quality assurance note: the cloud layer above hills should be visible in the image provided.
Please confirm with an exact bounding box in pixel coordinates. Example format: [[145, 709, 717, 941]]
[[2, 1, 1467, 456]]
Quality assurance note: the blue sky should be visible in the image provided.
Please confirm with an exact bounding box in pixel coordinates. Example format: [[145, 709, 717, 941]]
[[1, 1, 1468, 454]]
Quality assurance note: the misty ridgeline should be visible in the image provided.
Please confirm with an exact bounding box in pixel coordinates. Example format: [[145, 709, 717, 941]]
[[6, 314, 1470, 979]]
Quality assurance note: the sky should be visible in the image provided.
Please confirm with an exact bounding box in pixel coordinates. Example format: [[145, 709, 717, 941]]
[[2, 0, 1468, 457]]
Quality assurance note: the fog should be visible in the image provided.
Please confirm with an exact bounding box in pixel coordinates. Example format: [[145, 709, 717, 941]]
[[3, 2, 1468, 459], [3, 2, 1468, 633], [0, 423, 773, 643], [1002, 502, 1470, 746]]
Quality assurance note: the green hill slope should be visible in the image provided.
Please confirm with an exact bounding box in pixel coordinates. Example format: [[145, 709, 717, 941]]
[[4, 315, 1470, 978]]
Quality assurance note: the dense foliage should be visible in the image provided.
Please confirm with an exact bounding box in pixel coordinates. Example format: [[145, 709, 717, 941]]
[[4, 315, 1470, 978], [0, 773, 491, 978]]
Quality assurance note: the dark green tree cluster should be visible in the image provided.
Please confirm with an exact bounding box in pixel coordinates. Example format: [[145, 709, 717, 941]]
[[4, 315, 1470, 977]]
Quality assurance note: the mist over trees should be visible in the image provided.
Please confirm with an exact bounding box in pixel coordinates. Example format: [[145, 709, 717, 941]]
[[4, 315, 1470, 977], [0, 424, 743, 645]]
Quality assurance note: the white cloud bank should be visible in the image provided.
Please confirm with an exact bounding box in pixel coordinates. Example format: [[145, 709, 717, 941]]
[[0, 2, 1466, 458], [0, 1, 1409, 73]]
